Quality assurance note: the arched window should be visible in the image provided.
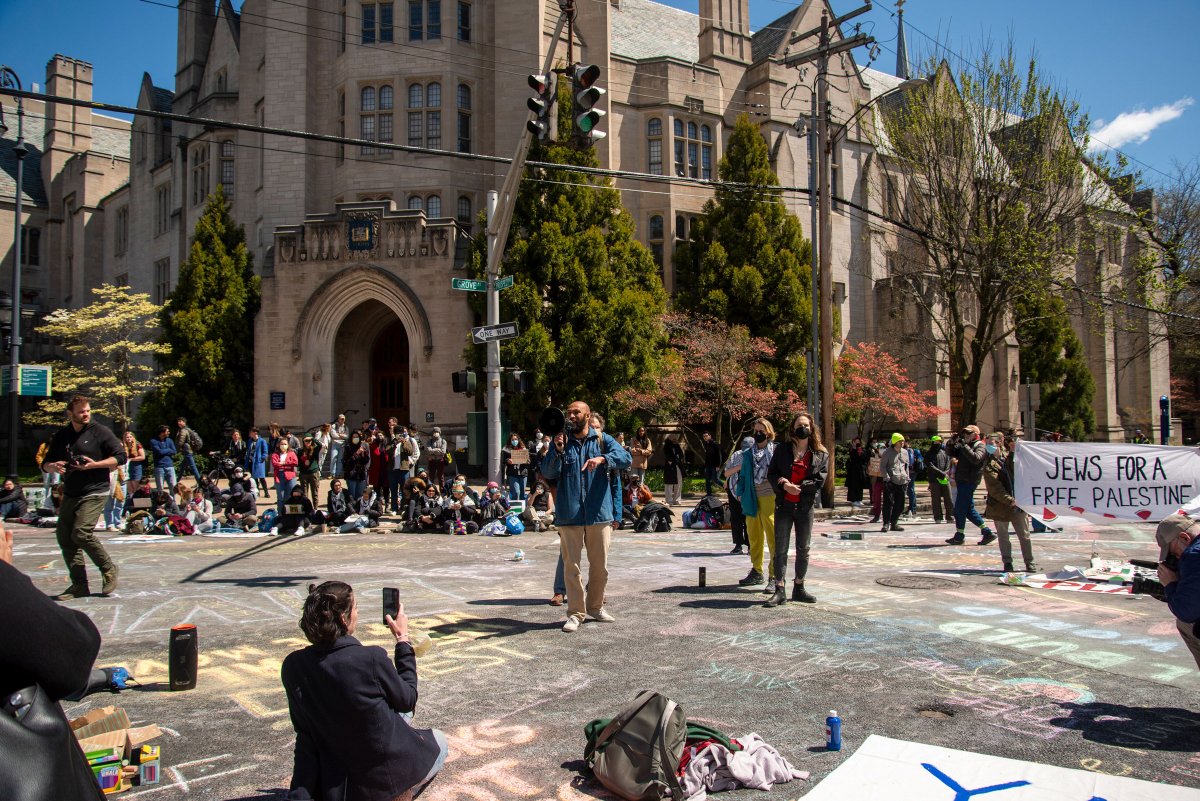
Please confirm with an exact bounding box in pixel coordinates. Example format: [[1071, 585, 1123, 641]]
[[648, 214, 664, 271], [220, 139, 235, 195], [674, 118, 714, 180], [675, 215, 686, 241], [647, 117, 663, 175], [426, 195, 442, 218], [408, 196, 423, 211], [457, 196, 472, 224], [408, 82, 441, 148], [360, 84, 392, 154], [457, 83, 472, 152]]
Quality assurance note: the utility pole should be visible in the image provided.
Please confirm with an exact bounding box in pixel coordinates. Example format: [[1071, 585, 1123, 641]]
[[483, 5, 570, 484], [784, 3, 873, 509]]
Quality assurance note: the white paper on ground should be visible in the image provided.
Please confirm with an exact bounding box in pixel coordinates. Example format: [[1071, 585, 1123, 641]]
[[801, 735, 1200, 801]]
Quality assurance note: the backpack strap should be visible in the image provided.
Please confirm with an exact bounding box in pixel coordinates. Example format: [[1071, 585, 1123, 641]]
[[653, 699, 687, 801], [593, 690, 655, 752]]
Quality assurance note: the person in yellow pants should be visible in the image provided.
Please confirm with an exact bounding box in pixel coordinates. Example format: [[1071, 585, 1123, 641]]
[[725, 418, 778, 591]]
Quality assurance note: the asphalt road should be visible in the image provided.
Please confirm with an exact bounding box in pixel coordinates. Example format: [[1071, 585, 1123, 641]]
[[9, 500, 1200, 800]]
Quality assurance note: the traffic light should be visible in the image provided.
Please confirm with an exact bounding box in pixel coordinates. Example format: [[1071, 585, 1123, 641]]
[[526, 73, 555, 141], [570, 63, 606, 145], [502, 370, 534, 393], [452, 370, 477, 396]]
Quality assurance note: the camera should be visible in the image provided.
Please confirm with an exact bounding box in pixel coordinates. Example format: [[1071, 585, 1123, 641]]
[[1129, 557, 1177, 602], [68, 454, 89, 467]]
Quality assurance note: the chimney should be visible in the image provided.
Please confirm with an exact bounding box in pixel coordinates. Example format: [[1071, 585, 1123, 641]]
[[42, 55, 94, 184]]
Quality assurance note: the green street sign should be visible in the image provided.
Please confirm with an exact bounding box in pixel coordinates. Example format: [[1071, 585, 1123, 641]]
[[496, 275, 514, 291], [0, 364, 52, 397], [451, 278, 487, 292]]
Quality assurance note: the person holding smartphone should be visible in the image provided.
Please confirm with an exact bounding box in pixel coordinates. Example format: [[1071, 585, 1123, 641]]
[[281, 581, 448, 800]]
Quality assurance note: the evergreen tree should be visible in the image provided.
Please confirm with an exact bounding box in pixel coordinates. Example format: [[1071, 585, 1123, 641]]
[[140, 186, 260, 444], [1015, 294, 1094, 440], [672, 113, 813, 389], [466, 80, 667, 424]]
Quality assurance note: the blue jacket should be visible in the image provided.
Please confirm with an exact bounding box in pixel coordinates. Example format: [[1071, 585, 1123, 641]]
[[149, 436, 176, 466], [1166, 536, 1200, 626], [540, 428, 631, 526], [247, 437, 270, 479]]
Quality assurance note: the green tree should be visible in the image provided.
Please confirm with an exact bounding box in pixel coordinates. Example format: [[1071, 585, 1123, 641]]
[[26, 284, 176, 432], [1015, 294, 1094, 440], [465, 80, 667, 425], [672, 113, 813, 389], [140, 186, 260, 443], [873, 44, 1149, 427]]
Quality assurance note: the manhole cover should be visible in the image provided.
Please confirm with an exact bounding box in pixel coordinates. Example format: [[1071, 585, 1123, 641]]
[[876, 575, 962, 590], [917, 707, 955, 719]]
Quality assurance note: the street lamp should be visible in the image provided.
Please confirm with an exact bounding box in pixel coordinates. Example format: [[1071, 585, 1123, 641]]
[[0, 65, 26, 481]]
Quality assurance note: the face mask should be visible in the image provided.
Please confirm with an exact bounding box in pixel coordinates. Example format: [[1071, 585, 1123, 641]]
[[794, 426, 811, 440], [535, 433, 543, 441], [986, 443, 998, 455], [511, 439, 519, 446], [753, 432, 767, 444]]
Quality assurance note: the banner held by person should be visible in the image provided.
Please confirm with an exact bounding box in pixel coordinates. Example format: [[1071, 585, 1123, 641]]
[[1014, 441, 1200, 524]]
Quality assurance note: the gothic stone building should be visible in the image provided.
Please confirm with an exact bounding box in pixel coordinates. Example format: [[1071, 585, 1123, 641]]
[[2, 0, 1169, 440]]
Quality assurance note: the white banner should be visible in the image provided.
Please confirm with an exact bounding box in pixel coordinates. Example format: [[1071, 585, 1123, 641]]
[[1014, 441, 1200, 524]]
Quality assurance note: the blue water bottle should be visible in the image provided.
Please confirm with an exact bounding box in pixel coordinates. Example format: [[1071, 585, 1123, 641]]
[[826, 710, 842, 751]]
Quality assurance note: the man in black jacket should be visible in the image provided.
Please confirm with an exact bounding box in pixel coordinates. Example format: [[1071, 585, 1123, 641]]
[[41, 396, 127, 599], [945, 424, 995, 546]]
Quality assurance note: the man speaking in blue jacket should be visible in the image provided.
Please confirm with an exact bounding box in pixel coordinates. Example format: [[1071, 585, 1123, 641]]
[[540, 401, 632, 633]]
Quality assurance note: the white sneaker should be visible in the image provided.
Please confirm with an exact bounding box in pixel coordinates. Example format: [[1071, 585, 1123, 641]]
[[562, 615, 582, 633], [589, 608, 615, 623]]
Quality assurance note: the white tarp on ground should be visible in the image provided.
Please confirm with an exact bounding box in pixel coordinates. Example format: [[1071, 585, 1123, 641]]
[[1014, 442, 1200, 524], [801, 734, 1200, 800]]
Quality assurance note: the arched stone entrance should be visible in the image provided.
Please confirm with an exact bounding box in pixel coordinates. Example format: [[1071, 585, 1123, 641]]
[[330, 299, 411, 423]]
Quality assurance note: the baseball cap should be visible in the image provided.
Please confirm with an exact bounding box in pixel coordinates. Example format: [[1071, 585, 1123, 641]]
[[890, 432, 905, 444], [930, 435, 942, 442], [1156, 513, 1199, 561], [962, 424, 981, 437]]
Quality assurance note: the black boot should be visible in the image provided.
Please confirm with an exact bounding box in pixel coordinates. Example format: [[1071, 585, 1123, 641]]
[[791, 583, 817, 603], [738, 569, 764, 586], [763, 584, 787, 607]]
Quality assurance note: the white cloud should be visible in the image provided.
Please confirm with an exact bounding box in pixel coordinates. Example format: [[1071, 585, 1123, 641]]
[[1089, 97, 1194, 151]]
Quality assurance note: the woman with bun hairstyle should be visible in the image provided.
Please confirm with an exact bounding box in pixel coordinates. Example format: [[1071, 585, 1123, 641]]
[[765, 412, 829, 606], [281, 581, 448, 800]]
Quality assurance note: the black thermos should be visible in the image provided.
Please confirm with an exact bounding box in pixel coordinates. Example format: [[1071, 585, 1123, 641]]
[[169, 624, 198, 691]]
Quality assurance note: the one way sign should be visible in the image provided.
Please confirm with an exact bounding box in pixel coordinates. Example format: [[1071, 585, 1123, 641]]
[[471, 322, 519, 344]]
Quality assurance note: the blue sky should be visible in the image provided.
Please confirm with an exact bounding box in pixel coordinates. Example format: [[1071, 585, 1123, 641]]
[[1, 0, 1196, 184]]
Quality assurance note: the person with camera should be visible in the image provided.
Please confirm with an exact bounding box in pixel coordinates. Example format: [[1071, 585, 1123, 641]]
[[281, 581, 447, 800], [541, 400, 631, 632], [945, 424, 995, 546], [41, 396, 127, 599], [1154, 513, 1200, 669], [982, 433, 1036, 573]]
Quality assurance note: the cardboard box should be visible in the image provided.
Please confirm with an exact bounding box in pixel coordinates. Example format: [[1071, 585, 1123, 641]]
[[71, 708, 163, 796]]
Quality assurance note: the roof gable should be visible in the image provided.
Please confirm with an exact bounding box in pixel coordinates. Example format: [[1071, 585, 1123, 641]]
[[611, 0, 699, 62]]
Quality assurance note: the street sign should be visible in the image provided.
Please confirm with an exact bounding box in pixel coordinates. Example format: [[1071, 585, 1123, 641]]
[[471, 322, 519, 344], [451, 278, 487, 292], [496, 275, 514, 291], [270, 391, 286, 410], [0, 364, 52, 397]]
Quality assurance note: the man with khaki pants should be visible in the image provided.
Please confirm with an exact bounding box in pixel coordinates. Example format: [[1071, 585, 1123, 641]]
[[540, 401, 632, 632]]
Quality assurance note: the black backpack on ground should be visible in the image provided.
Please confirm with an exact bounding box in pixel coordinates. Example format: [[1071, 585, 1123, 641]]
[[634, 502, 673, 533]]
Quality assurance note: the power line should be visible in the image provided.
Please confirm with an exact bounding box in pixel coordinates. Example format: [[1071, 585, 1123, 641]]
[[8, 85, 1188, 324]]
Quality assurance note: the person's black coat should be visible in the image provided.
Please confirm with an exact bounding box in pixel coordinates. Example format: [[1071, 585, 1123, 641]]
[[0, 485, 28, 519], [663, 441, 686, 485], [767, 441, 830, 505], [845, 444, 868, 493], [0, 561, 100, 700], [281, 636, 441, 801], [325, 488, 353, 525]]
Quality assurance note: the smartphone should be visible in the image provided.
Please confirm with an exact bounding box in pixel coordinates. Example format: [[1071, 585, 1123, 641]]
[[382, 587, 400, 626]]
